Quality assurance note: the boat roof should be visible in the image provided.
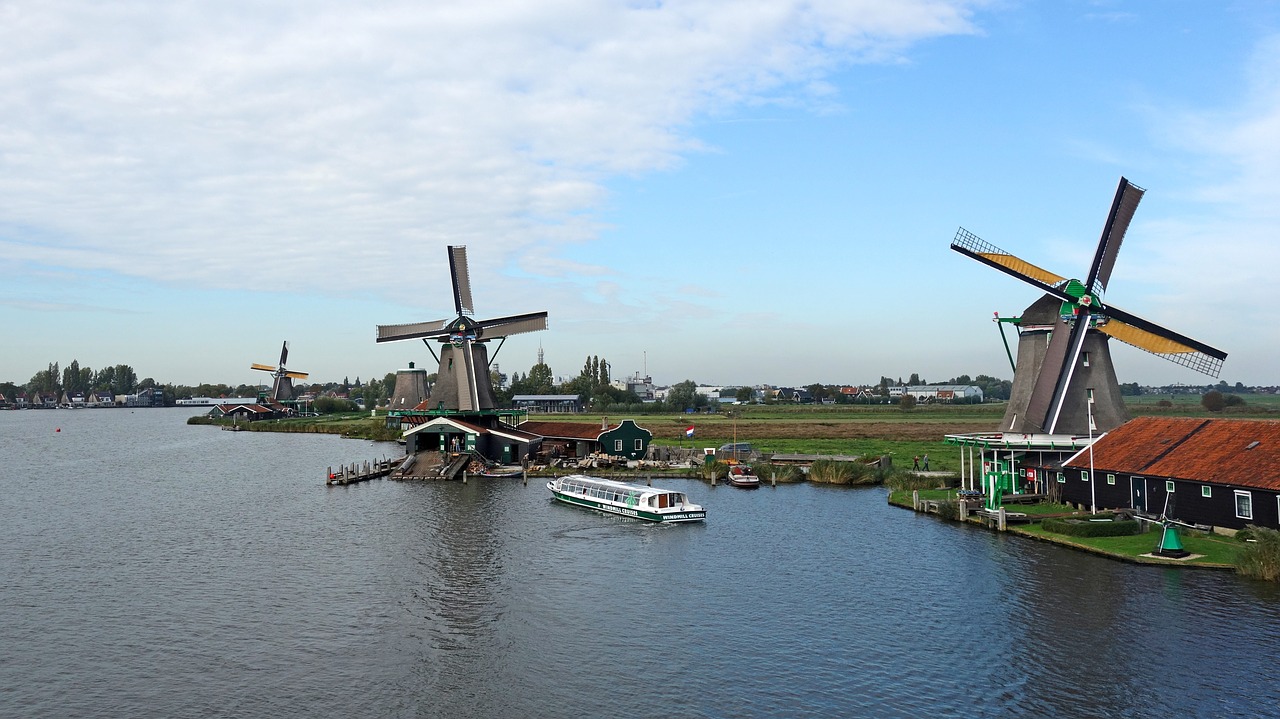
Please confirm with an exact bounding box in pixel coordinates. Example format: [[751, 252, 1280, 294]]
[[557, 474, 682, 494]]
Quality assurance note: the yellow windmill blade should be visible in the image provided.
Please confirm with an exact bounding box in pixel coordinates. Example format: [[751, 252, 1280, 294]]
[[973, 251, 1066, 287], [1096, 316, 1225, 377], [284, 371, 309, 380], [250, 363, 277, 372]]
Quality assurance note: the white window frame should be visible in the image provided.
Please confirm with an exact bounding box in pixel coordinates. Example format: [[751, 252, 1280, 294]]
[[634, 439, 643, 451], [1106, 474, 1116, 485], [1057, 472, 1065, 483], [1235, 490, 1253, 520], [614, 439, 623, 452], [1166, 480, 1175, 493], [1202, 486, 1212, 498], [1082, 351, 1091, 367], [1081, 471, 1090, 482]]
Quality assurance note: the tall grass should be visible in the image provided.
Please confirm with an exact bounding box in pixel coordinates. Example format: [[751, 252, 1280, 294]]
[[808, 459, 878, 485], [1235, 525, 1280, 582], [883, 470, 947, 492], [748, 462, 804, 484]]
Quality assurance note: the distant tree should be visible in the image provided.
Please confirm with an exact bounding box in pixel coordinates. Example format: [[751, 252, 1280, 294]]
[[973, 374, 1012, 401], [28, 362, 60, 395], [111, 364, 137, 395], [899, 394, 917, 410], [313, 396, 349, 413], [736, 386, 754, 403], [805, 383, 832, 402], [948, 374, 973, 385], [907, 373, 922, 386], [1201, 390, 1225, 412], [666, 380, 699, 411], [512, 362, 554, 395], [1119, 382, 1142, 396]]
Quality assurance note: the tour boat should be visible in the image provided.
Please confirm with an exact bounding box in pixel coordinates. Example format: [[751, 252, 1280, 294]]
[[546, 475, 706, 523], [727, 464, 760, 489]]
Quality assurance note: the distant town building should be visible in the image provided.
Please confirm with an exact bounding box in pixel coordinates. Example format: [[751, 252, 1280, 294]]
[[888, 385, 984, 403], [512, 394, 583, 413]]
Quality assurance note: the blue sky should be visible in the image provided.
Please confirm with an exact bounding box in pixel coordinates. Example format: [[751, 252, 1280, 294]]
[[2, 1, 1277, 390]]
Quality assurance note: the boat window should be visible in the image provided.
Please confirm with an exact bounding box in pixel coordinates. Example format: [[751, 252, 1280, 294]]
[[658, 494, 668, 509]]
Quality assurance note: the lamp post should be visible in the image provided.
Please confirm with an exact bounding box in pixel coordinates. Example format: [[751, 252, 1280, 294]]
[[1088, 397, 1097, 514]]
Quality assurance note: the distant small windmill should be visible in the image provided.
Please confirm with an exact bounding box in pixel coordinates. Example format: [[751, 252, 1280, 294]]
[[952, 177, 1227, 435], [250, 341, 309, 402], [376, 246, 548, 412]]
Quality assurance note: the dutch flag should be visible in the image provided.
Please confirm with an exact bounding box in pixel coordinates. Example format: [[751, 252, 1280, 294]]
[[685, 426, 695, 438]]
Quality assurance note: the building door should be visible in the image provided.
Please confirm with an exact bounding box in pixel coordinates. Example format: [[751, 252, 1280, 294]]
[[1131, 477, 1146, 512]]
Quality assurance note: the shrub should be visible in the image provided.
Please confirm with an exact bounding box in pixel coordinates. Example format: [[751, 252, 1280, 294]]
[[808, 459, 877, 485], [750, 462, 803, 484], [703, 460, 729, 481], [936, 500, 960, 521], [883, 469, 942, 492], [1042, 514, 1141, 537], [1235, 525, 1280, 582]]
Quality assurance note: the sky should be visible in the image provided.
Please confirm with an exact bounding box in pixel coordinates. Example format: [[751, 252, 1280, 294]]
[[3, 1, 1278, 391]]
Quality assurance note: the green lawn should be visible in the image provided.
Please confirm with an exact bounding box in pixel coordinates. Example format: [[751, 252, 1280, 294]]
[[1017, 523, 1241, 566]]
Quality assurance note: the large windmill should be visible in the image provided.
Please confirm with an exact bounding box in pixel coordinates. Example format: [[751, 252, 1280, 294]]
[[250, 341, 309, 402], [952, 177, 1227, 435], [376, 246, 548, 412]]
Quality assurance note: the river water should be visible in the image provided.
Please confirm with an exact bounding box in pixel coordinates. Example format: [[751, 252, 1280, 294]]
[[2, 408, 1278, 718]]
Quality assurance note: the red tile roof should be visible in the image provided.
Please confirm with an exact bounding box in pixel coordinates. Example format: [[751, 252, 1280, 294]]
[[518, 421, 615, 440], [1065, 416, 1280, 491]]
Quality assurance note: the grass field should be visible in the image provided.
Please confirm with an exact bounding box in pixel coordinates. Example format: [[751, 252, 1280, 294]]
[[526, 396, 1278, 474]]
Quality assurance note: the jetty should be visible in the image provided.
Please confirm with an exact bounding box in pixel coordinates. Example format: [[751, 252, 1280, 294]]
[[326, 457, 401, 485]]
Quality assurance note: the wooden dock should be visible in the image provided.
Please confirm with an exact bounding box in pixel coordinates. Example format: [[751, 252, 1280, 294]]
[[326, 457, 401, 485]]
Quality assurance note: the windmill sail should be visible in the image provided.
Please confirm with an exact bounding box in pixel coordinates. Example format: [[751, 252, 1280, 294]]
[[1087, 178, 1144, 295]]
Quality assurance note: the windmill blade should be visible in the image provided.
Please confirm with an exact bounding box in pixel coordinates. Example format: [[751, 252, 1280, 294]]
[[1022, 312, 1090, 433], [456, 339, 479, 411], [951, 228, 1074, 303], [448, 245, 474, 316], [475, 311, 549, 339], [250, 363, 278, 372], [1086, 177, 1144, 296], [1096, 304, 1226, 377], [279, 341, 290, 368], [284, 371, 309, 380], [376, 318, 453, 343], [1042, 308, 1094, 434]]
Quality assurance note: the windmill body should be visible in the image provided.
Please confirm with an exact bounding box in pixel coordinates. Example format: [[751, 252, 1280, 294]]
[[1002, 296, 1130, 435], [952, 177, 1226, 436]]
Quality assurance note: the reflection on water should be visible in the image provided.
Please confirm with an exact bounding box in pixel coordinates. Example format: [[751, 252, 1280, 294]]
[[1, 409, 1278, 719]]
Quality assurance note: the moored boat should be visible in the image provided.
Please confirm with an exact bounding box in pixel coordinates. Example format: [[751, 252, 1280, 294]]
[[547, 475, 706, 522], [727, 464, 759, 488]]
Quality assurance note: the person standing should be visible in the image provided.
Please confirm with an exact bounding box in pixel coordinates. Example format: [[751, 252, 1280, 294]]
[[922, 454, 930, 471], [912, 456, 920, 470]]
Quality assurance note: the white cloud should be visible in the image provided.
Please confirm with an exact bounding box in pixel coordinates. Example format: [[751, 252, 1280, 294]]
[[0, 0, 980, 292]]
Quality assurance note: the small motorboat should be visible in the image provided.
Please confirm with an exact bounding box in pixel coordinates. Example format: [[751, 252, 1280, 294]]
[[727, 464, 760, 489]]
